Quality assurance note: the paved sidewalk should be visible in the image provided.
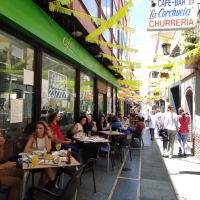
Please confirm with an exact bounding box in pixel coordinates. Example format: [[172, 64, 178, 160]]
[[141, 128, 200, 200], [1, 128, 200, 200]]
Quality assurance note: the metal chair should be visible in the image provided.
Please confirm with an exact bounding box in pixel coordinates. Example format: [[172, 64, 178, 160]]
[[119, 134, 133, 162], [132, 128, 145, 147], [23, 164, 85, 200], [99, 141, 116, 171], [67, 143, 99, 193]]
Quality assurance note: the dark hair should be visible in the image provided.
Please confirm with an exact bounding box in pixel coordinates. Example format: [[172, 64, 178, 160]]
[[111, 115, 118, 122], [138, 117, 144, 122], [78, 115, 88, 133], [99, 115, 107, 127], [49, 112, 58, 122]]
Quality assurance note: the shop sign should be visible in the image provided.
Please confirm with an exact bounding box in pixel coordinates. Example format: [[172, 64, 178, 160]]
[[63, 37, 75, 52], [147, 0, 198, 31], [48, 70, 69, 99]]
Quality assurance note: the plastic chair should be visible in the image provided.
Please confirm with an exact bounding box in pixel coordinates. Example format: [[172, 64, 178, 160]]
[[119, 134, 133, 163], [132, 128, 145, 147], [23, 164, 85, 200]]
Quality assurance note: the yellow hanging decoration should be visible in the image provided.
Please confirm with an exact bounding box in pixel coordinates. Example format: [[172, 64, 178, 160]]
[[49, 1, 136, 33], [151, 34, 196, 47], [58, 0, 74, 5], [101, 53, 141, 67], [88, 38, 138, 53], [146, 63, 174, 69], [85, 0, 134, 42], [108, 66, 134, 69]]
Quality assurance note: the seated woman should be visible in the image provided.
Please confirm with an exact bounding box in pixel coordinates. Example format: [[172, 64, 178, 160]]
[[71, 116, 88, 137], [97, 115, 111, 132], [0, 132, 24, 200], [132, 117, 145, 137], [121, 116, 130, 126], [110, 116, 122, 131], [24, 120, 55, 187]]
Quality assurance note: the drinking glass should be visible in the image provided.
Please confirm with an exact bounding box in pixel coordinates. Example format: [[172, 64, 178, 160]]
[[88, 131, 91, 137], [32, 155, 38, 166], [56, 143, 61, 151]]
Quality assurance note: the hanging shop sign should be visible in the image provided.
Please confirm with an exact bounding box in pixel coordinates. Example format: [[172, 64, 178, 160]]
[[147, 0, 198, 31], [48, 70, 69, 99]]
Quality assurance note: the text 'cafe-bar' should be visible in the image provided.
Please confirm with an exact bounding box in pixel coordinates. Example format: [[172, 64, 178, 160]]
[[147, 0, 198, 31]]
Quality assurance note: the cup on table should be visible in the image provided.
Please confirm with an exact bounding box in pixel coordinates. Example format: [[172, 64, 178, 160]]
[[32, 155, 38, 166], [88, 131, 91, 137], [56, 143, 61, 151]]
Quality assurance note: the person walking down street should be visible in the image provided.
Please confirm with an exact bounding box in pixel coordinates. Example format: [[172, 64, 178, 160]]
[[148, 110, 156, 140], [177, 108, 191, 157], [163, 105, 179, 159], [0, 132, 24, 200], [155, 109, 163, 137]]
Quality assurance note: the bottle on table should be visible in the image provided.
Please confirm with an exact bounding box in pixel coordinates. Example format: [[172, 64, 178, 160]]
[[66, 148, 71, 164]]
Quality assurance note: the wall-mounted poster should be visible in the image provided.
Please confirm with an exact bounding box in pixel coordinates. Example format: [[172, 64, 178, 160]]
[[48, 70, 69, 99], [10, 99, 23, 123]]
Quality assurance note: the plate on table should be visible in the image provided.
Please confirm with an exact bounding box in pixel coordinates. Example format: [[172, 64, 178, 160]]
[[58, 150, 68, 157], [39, 159, 61, 165]]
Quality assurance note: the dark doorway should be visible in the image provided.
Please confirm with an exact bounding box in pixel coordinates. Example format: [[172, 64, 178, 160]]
[[170, 84, 180, 113]]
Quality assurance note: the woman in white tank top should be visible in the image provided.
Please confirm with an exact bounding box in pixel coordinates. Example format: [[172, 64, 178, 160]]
[[71, 116, 87, 137], [24, 120, 55, 187]]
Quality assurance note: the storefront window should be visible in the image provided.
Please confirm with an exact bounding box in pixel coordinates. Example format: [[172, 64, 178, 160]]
[[98, 93, 104, 116], [82, 0, 98, 17], [101, 0, 111, 19], [41, 53, 76, 127], [102, 29, 111, 42], [0, 30, 35, 139], [113, 41, 118, 57], [80, 73, 94, 116], [113, 87, 116, 115], [107, 86, 112, 114]]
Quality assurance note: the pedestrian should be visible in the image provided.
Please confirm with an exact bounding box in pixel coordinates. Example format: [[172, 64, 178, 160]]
[[155, 108, 163, 136], [177, 108, 191, 157], [163, 105, 179, 159], [148, 110, 156, 140]]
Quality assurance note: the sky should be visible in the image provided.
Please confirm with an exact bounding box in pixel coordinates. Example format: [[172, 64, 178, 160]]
[[129, 0, 157, 64]]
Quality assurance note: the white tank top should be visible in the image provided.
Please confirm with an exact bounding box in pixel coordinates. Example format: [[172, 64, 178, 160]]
[[31, 137, 46, 151], [75, 123, 84, 137]]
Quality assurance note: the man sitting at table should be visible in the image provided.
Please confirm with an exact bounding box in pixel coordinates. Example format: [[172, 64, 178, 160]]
[[0, 132, 24, 200], [86, 114, 97, 136], [132, 117, 145, 137], [110, 116, 122, 131], [49, 112, 79, 153]]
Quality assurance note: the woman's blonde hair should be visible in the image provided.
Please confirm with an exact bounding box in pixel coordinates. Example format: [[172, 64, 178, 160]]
[[34, 120, 53, 139]]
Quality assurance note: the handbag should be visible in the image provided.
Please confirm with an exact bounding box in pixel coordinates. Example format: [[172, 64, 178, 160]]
[[159, 129, 168, 139]]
